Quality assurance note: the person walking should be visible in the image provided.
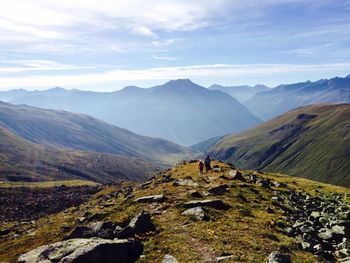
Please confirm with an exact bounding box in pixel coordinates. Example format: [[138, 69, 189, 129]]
[[198, 160, 204, 174], [204, 155, 211, 173]]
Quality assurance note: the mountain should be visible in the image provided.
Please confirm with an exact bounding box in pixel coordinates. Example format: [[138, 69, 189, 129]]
[[205, 104, 350, 187], [0, 125, 156, 183], [2, 160, 350, 262], [0, 101, 193, 167], [209, 84, 269, 102], [0, 79, 262, 145], [245, 75, 350, 120]]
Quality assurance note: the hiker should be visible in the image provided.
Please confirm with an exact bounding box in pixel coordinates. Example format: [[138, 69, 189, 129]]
[[204, 155, 211, 172], [198, 160, 204, 174]]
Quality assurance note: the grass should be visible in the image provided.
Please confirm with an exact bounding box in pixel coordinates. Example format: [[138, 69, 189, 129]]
[[208, 104, 350, 188], [1, 160, 349, 262], [0, 180, 99, 188]]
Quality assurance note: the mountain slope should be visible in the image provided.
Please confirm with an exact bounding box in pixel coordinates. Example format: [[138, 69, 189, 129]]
[[206, 104, 350, 187], [0, 125, 156, 183], [246, 75, 350, 120], [209, 84, 269, 102], [2, 160, 350, 262], [0, 79, 262, 145], [0, 101, 192, 166]]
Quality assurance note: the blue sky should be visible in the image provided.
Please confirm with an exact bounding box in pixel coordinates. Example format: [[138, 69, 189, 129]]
[[0, 0, 349, 91]]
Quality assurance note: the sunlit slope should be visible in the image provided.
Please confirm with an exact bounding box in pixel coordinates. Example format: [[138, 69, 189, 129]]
[[207, 104, 350, 187]]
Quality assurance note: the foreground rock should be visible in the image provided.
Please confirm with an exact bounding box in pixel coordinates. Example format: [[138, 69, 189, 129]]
[[183, 199, 231, 210], [162, 254, 179, 263], [267, 250, 291, 263], [135, 195, 166, 203], [181, 207, 209, 221], [117, 211, 156, 239], [18, 238, 143, 263], [66, 221, 117, 239]]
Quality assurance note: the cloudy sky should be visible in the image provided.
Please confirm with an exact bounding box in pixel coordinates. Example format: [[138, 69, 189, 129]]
[[0, 0, 349, 90]]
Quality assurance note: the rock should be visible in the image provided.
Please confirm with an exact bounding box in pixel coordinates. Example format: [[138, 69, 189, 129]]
[[299, 241, 311, 250], [228, 170, 245, 181], [188, 190, 203, 198], [267, 251, 291, 263], [135, 195, 166, 203], [162, 254, 179, 263], [181, 207, 209, 221], [274, 182, 288, 188], [340, 257, 350, 263], [266, 207, 274, 214], [183, 199, 231, 210], [117, 211, 156, 239], [215, 255, 234, 262], [173, 179, 198, 187], [66, 221, 117, 239], [258, 180, 271, 188], [18, 237, 143, 263], [208, 185, 229, 195], [318, 228, 333, 241]]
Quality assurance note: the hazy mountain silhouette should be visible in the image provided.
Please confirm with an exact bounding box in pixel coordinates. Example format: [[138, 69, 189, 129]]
[[0, 101, 193, 167], [245, 75, 350, 120], [209, 84, 269, 103], [0, 79, 262, 145]]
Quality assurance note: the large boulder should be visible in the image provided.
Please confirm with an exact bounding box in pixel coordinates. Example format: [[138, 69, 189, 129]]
[[65, 221, 117, 239], [18, 238, 143, 263], [117, 210, 156, 239]]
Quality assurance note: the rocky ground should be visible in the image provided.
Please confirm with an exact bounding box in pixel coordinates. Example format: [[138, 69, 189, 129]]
[[0, 185, 101, 222], [1, 160, 350, 262]]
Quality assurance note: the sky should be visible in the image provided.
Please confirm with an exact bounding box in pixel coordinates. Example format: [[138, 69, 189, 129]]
[[0, 0, 349, 91]]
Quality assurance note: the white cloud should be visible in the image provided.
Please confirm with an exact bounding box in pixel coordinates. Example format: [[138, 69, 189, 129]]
[[0, 59, 94, 74], [0, 63, 349, 89], [152, 55, 177, 61]]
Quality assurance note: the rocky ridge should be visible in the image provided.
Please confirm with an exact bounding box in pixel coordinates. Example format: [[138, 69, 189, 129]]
[[1, 160, 349, 262]]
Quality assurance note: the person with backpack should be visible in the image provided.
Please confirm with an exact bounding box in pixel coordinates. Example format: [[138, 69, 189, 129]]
[[204, 155, 211, 173]]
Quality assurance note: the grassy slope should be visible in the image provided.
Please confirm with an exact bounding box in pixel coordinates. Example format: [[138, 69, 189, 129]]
[[0, 126, 156, 183], [1, 161, 349, 262], [207, 104, 350, 187], [0, 101, 193, 166]]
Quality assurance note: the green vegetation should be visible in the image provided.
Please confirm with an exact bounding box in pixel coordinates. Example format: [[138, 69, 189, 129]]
[[207, 104, 350, 187], [0, 180, 99, 188], [2, 161, 349, 262], [0, 125, 156, 183]]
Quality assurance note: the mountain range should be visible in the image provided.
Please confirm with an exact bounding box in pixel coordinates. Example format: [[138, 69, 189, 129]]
[[0, 79, 262, 146], [0, 101, 193, 182], [203, 103, 350, 187], [244, 75, 350, 120], [209, 84, 269, 103], [0, 125, 155, 183]]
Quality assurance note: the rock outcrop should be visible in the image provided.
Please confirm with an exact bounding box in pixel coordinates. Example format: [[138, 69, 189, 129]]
[[18, 238, 143, 263]]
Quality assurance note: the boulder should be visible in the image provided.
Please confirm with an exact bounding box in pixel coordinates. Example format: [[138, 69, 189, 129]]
[[267, 251, 291, 263], [181, 207, 209, 221], [66, 221, 117, 240], [188, 190, 203, 198], [228, 170, 245, 181], [208, 185, 229, 196], [215, 255, 234, 262], [318, 228, 333, 241], [162, 254, 179, 263], [183, 199, 231, 210], [135, 195, 166, 203], [117, 211, 156, 239], [18, 238, 143, 263]]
